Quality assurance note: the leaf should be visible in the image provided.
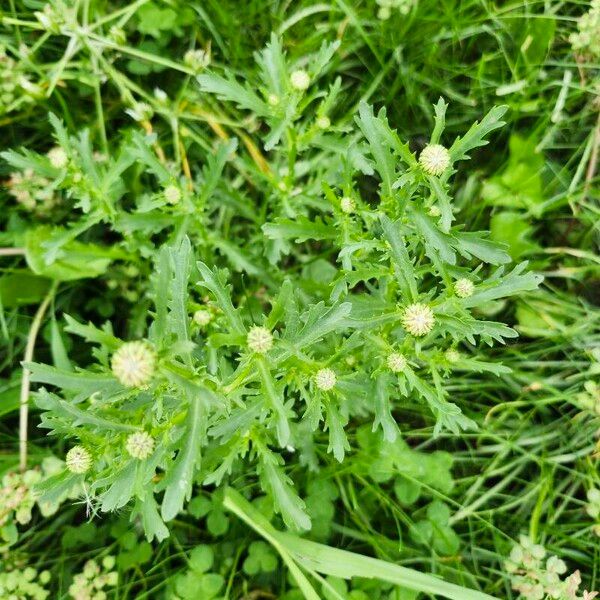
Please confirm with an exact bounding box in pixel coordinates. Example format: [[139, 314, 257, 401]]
[[262, 216, 336, 243], [355, 103, 397, 197], [196, 262, 246, 336], [100, 461, 137, 512], [411, 209, 456, 264], [198, 73, 268, 114], [26, 362, 122, 395], [199, 139, 238, 205], [223, 488, 498, 600], [490, 212, 539, 260], [325, 402, 349, 462], [256, 443, 311, 531], [380, 215, 418, 302], [449, 105, 508, 162], [461, 262, 543, 308], [168, 238, 192, 361], [427, 176, 454, 232], [0, 273, 51, 307], [161, 396, 203, 521], [25, 226, 119, 281], [137, 496, 170, 542], [451, 231, 511, 265], [63, 315, 121, 349], [257, 358, 291, 447], [372, 374, 399, 443]]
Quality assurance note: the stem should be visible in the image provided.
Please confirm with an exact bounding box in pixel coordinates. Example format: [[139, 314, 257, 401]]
[[19, 282, 58, 472], [0, 247, 25, 256]]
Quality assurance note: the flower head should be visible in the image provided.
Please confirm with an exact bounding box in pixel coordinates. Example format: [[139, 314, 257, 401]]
[[340, 196, 355, 214], [65, 446, 92, 474], [267, 94, 280, 106], [445, 349, 461, 363], [247, 326, 273, 353], [419, 144, 451, 176], [164, 184, 181, 205], [401, 303, 435, 336], [387, 352, 407, 373], [111, 341, 157, 388], [126, 431, 154, 460], [290, 70, 310, 91], [193, 309, 212, 326], [316, 115, 330, 129], [455, 278, 475, 298], [315, 368, 336, 391], [47, 146, 68, 169]]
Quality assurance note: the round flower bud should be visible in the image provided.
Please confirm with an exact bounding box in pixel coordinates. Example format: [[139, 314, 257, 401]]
[[111, 341, 157, 388], [387, 352, 407, 373], [316, 115, 330, 129], [290, 70, 310, 91], [454, 278, 474, 298], [164, 184, 181, 204], [315, 368, 336, 391], [401, 303, 435, 337], [419, 144, 451, 176], [445, 349, 461, 363], [47, 146, 68, 169], [267, 94, 280, 106], [126, 431, 154, 460], [193, 309, 212, 326], [340, 196, 355, 214], [247, 326, 273, 353], [66, 446, 92, 474], [428, 205, 441, 217]]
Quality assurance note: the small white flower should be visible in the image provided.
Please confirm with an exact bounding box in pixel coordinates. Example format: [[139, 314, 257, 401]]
[[290, 70, 310, 91], [316, 115, 330, 129], [247, 326, 273, 353], [315, 368, 336, 391], [125, 102, 153, 122], [164, 184, 181, 205], [387, 352, 407, 373], [65, 446, 92, 474], [111, 341, 157, 388], [126, 431, 154, 460], [401, 303, 435, 336], [193, 309, 212, 326], [419, 144, 451, 176], [455, 278, 475, 298], [47, 147, 68, 169], [340, 196, 355, 214], [445, 349, 461, 363], [184, 48, 210, 71]]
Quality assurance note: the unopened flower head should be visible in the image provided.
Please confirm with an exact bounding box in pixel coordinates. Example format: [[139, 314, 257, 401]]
[[419, 144, 451, 176], [164, 184, 181, 205], [126, 431, 154, 460], [455, 278, 475, 298], [445, 349, 461, 363], [428, 205, 441, 218], [66, 446, 92, 474], [184, 48, 210, 71], [126, 102, 153, 122], [387, 352, 407, 373], [247, 326, 273, 353], [290, 70, 310, 91], [267, 93, 280, 106], [193, 309, 212, 326], [340, 196, 355, 214], [401, 303, 435, 336], [111, 341, 157, 388], [315, 368, 336, 391], [316, 115, 331, 129], [47, 146, 68, 169]]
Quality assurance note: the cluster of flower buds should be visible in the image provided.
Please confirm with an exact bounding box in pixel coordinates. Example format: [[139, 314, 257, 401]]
[[505, 535, 598, 600], [0, 566, 51, 600], [68, 557, 118, 600]]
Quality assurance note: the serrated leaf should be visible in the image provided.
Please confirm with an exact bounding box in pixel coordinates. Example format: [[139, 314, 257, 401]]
[[449, 105, 508, 162]]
